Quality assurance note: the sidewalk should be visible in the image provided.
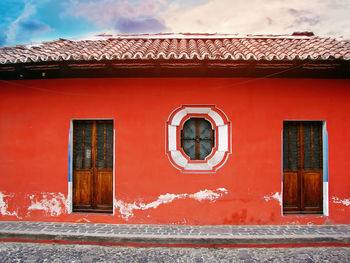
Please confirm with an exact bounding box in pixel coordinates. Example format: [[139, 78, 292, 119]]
[[0, 221, 349, 247]]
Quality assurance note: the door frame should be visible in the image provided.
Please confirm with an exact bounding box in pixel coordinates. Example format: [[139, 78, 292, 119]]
[[281, 120, 329, 216], [68, 118, 115, 214]]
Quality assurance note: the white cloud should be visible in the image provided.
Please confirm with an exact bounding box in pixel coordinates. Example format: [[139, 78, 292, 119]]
[[159, 0, 350, 38], [63, 0, 168, 33], [6, 0, 36, 43], [4, 0, 51, 45], [65, 0, 165, 27]]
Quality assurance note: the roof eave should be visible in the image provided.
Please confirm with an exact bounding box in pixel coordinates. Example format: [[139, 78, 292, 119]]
[[1, 58, 348, 80]]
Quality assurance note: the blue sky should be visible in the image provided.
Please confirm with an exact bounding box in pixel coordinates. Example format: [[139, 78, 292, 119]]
[[1, 0, 350, 47]]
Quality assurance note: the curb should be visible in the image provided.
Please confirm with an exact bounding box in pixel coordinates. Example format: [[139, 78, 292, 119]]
[[1, 232, 349, 247]]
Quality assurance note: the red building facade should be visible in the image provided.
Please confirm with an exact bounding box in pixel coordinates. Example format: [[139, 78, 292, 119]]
[[0, 34, 349, 225]]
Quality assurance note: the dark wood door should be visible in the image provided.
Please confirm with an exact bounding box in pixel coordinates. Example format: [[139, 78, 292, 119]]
[[73, 120, 113, 213], [283, 121, 323, 214]]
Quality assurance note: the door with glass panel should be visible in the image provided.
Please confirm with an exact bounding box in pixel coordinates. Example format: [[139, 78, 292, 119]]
[[73, 120, 113, 213], [283, 121, 323, 214]]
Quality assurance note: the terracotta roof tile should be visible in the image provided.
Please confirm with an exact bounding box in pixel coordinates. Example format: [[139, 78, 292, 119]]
[[0, 34, 349, 64]]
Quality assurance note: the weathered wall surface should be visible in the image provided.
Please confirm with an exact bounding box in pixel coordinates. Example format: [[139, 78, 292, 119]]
[[0, 77, 349, 224]]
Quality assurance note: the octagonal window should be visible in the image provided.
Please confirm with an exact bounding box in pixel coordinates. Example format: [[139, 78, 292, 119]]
[[181, 118, 214, 160]]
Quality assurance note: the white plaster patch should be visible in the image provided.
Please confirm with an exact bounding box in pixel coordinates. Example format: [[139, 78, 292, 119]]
[[27, 193, 68, 216], [216, 188, 228, 193], [114, 201, 140, 220], [0, 192, 20, 218], [263, 192, 282, 206], [76, 218, 91, 223], [332, 197, 350, 207], [190, 189, 224, 201], [115, 188, 228, 220]]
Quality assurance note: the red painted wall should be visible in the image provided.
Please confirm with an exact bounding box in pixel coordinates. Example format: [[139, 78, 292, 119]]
[[0, 78, 349, 225]]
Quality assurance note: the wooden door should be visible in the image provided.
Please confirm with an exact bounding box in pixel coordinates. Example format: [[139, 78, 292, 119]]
[[73, 120, 113, 213], [283, 121, 323, 214]]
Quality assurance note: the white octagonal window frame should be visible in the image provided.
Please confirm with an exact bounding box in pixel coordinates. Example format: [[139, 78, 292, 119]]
[[166, 105, 231, 173]]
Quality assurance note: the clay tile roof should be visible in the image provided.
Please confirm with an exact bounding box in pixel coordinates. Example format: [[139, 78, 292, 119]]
[[0, 33, 349, 64]]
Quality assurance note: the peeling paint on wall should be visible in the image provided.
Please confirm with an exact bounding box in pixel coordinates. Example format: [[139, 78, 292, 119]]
[[27, 193, 68, 216], [0, 192, 20, 218], [332, 197, 350, 207], [191, 188, 228, 201], [263, 192, 282, 206], [76, 218, 91, 223], [115, 188, 228, 220]]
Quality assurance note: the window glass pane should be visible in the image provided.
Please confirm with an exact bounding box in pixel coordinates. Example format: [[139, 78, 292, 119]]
[[312, 122, 321, 169], [303, 123, 312, 170], [83, 123, 92, 169], [97, 123, 105, 168], [183, 140, 196, 159], [183, 118, 196, 138], [290, 124, 298, 170], [199, 119, 211, 138], [75, 123, 83, 169], [106, 123, 113, 169], [73, 120, 112, 170], [283, 123, 289, 169], [199, 141, 212, 160], [283, 122, 298, 170]]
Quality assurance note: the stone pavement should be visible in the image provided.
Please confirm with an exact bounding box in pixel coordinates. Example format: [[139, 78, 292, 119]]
[[1, 242, 349, 262], [0, 221, 349, 247]]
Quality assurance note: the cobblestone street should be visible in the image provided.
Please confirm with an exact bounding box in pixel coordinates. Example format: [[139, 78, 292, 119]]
[[0, 242, 349, 262]]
